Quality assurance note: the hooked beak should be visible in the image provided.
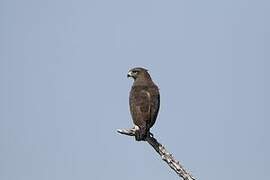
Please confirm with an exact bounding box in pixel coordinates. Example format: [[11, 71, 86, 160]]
[[127, 71, 133, 78]]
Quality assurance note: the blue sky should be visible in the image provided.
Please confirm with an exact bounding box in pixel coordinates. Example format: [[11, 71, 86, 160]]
[[1, 0, 269, 180]]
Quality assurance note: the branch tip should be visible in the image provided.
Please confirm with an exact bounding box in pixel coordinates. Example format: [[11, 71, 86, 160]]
[[117, 127, 195, 180]]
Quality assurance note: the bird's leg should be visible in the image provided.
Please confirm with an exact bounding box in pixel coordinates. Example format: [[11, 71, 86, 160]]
[[135, 131, 141, 141], [137, 125, 149, 141], [133, 125, 141, 141]]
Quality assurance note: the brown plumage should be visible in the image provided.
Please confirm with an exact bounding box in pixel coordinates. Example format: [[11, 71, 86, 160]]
[[127, 67, 160, 141]]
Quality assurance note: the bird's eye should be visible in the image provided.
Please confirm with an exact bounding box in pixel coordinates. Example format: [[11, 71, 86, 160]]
[[133, 71, 138, 74]]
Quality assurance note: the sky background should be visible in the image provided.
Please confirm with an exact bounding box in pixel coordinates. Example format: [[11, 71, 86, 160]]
[[1, 0, 269, 180]]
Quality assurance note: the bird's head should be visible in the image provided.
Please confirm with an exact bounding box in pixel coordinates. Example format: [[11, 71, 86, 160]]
[[127, 67, 149, 80]]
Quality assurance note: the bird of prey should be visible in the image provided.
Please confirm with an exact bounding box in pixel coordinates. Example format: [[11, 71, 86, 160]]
[[127, 67, 160, 141]]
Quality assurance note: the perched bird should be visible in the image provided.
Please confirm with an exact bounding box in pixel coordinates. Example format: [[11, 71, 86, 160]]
[[127, 67, 160, 141]]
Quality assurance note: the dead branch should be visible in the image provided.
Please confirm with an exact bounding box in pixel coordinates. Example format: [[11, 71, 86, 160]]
[[117, 128, 196, 180]]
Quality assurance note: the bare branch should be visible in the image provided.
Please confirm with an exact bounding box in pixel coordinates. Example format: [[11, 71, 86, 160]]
[[117, 128, 196, 180], [117, 128, 136, 136]]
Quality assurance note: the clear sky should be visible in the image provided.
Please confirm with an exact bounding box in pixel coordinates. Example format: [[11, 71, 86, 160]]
[[1, 0, 269, 180]]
